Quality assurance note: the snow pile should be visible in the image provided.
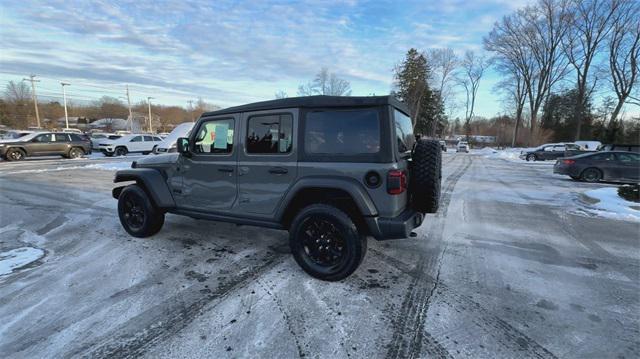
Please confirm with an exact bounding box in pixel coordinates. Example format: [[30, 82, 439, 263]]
[[578, 187, 640, 222], [0, 247, 45, 276], [477, 147, 527, 162], [83, 162, 132, 171]]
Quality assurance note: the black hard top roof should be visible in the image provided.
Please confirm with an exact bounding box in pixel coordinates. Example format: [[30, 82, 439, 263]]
[[202, 95, 410, 117]]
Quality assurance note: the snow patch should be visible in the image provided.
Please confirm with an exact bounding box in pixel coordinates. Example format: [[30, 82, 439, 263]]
[[0, 161, 132, 175], [0, 247, 45, 276], [576, 187, 640, 222]]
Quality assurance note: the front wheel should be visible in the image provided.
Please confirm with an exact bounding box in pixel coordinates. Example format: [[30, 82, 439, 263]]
[[5, 148, 25, 161], [115, 146, 128, 156], [526, 154, 536, 161], [289, 204, 366, 281], [117, 185, 165, 237]]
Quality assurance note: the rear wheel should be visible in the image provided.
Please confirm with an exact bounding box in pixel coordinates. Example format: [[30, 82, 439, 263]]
[[289, 204, 366, 281], [115, 146, 128, 156], [5, 148, 25, 161], [117, 185, 165, 237], [410, 139, 442, 213], [581, 168, 602, 183], [68, 147, 84, 159]]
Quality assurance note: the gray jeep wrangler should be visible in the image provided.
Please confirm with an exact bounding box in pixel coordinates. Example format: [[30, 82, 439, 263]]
[[113, 96, 441, 281]]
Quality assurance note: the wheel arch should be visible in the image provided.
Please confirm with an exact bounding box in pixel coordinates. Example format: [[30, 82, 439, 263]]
[[113, 168, 175, 209], [277, 178, 378, 231]]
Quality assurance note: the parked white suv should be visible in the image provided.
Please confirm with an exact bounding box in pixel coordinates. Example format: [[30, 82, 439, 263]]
[[456, 141, 469, 153], [99, 134, 163, 156]]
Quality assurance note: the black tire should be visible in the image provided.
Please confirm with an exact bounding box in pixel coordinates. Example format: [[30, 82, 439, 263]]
[[581, 168, 602, 183], [289, 204, 366, 281], [68, 147, 84, 159], [526, 154, 536, 161], [570, 175, 581, 181], [117, 185, 165, 238], [410, 139, 442, 214], [115, 146, 128, 156], [5, 148, 25, 161]]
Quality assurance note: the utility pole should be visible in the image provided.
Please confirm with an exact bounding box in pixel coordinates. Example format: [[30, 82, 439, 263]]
[[147, 97, 154, 133], [187, 100, 194, 122], [126, 85, 133, 132], [23, 74, 41, 128], [60, 82, 70, 129]]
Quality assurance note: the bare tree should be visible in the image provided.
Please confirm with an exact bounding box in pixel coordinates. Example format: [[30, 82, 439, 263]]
[[297, 68, 352, 96], [608, 0, 640, 125], [563, 0, 621, 140], [485, 0, 571, 145], [4, 80, 32, 128], [460, 50, 487, 138], [428, 48, 459, 112], [274, 90, 288, 99], [496, 73, 527, 147]]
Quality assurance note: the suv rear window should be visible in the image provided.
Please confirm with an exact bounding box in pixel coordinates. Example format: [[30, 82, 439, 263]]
[[394, 109, 414, 153], [304, 109, 379, 155]]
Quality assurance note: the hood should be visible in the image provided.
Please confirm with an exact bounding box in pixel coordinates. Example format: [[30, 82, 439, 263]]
[[134, 153, 180, 168]]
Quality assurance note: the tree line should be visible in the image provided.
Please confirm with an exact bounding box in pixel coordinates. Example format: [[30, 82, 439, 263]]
[[393, 0, 639, 146], [0, 80, 219, 132]]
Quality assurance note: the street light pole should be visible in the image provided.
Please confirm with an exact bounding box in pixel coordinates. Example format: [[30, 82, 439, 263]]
[[126, 85, 133, 132], [147, 97, 154, 133], [61, 82, 70, 129]]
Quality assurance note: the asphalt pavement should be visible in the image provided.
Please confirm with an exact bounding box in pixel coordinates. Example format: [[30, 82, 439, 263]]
[[0, 153, 638, 358]]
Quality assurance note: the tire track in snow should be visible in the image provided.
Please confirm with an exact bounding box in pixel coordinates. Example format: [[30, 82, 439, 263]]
[[75, 253, 285, 359], [385, 155, 471, 359]]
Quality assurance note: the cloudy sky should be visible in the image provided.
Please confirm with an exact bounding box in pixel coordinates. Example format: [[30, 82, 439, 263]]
[[1, 0, 536, 116]]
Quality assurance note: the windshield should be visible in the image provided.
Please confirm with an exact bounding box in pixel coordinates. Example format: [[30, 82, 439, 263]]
[[394, 109, 414, 153]]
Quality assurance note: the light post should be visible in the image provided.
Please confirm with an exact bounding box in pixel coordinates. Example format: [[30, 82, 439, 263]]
[[61, 82, 70, 129], [147, 97, 154, 133]]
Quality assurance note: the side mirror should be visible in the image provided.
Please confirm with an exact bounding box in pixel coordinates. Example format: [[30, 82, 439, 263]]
[[177, 137, 191, 156]]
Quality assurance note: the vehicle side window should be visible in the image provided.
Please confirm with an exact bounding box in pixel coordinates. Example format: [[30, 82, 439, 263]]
[[143, 135, 153, 141], [616, 153, 640, 162], [394, 109, 414, 153], [305, 109, 380, 155], [70, 134, 83, 141], [194, 118, 234, 154], [566, 144, 580, 150], [543, 146, 553, 151], [592, 153, 615, 161], [246, 114, 293, 154], [553, 145, 564, 152], [153, 136, 162, 141], [33, 134, 52, 142], [54, 134, 70, 142], [130, 136, 143, 142]]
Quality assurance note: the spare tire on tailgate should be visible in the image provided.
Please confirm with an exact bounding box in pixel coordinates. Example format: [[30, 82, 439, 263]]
[[410, 139, 442, 213]]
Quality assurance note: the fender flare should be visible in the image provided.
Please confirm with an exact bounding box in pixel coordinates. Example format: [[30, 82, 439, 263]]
[[113, 168, 175, 208], [275, 177, 378, 221]]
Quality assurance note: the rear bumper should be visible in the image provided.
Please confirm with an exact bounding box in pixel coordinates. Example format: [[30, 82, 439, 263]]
[[365, 209, 424, 241], [553, 163, 579, 176]]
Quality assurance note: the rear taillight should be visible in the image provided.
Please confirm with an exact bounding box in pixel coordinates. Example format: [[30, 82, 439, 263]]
[[563, 159, 575, 165], [387, 170, 407, 195]]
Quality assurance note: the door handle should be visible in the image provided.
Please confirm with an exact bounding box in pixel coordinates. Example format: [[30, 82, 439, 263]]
[[269, 167, 288, 175], [218, 167, 234, 173]]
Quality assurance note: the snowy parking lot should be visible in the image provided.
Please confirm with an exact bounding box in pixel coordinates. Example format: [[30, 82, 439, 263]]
[[0, 151, 638, 358]]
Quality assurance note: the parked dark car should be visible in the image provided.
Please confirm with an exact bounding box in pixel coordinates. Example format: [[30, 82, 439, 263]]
[[553, 151, 640, 183], [0, 132, 91, 161], [520, 143, 577, 161], [597, 144, 640, 153]]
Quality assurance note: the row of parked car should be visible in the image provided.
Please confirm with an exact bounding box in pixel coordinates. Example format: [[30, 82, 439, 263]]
[[518, 141, 640, 183], [0, 123, 195, 161]]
